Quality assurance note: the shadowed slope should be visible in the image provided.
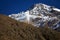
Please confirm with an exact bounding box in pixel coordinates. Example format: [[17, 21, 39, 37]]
[[0, 14, 60, 40]]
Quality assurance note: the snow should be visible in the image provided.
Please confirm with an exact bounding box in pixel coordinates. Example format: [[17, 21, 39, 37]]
[[8, 3, 60, 29], [25, 11, 30, 23], [42, 4, 51, 11], [52, 21, 60, 29], [53, 8, 60, 12], [9, 15, 11, 17]]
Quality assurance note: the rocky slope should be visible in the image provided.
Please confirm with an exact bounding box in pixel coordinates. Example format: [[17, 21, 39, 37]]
[[0, 14, 60, 40]]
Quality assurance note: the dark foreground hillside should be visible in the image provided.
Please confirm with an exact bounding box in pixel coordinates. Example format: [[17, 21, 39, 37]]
[[0, 14, 60, 40]]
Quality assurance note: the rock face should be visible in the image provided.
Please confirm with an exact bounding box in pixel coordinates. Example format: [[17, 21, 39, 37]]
[[0, 14, 60, 40], [9, 3, 60, 30]]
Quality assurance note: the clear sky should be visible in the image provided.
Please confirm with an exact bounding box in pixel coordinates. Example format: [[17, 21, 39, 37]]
[[0, 0, 60, 15]]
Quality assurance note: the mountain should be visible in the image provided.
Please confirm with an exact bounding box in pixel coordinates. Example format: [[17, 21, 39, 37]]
[[0, 14, 60, 40], [9, 3, 60, 30]]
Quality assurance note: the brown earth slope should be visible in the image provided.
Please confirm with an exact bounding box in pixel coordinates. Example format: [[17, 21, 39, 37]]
[[0, 14, 60, 40]]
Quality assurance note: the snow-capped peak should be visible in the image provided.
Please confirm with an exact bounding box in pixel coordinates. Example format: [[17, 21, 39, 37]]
[[9, 3, 60, 29]]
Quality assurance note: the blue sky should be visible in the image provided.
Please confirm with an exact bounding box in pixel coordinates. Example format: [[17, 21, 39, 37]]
[[0, 0, 60, 15]]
